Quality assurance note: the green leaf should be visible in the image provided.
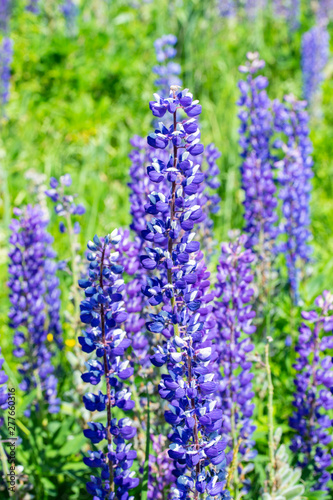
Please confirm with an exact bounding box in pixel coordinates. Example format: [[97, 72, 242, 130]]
[[59, 434, 87, 457], [141, 393, 150, 500]]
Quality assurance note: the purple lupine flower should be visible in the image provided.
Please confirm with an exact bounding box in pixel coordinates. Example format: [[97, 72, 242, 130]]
[[45, 174, 85, 232], [147, 434, 175, 499], [0, 37, 13, 108], [317, 0, 333, 23], [245, 0, 267, 19], [273, 0, 300, 30], [25, 0, 39, 14], [301, 24, 330, 109], [78, 230, 139, 499], [141, 88, 229, 499], [153, 35, 182, 97], [290, 291, 333, 491], [60, 0, 78, 36], [238, 52, 278, 252], [8, 205, 61, 414], [214, 234, 257, 494], [0, 0, 11, 32], [273, 95, 313, 303], [0, 348, 8, 427], [218, 0, 236, 17]]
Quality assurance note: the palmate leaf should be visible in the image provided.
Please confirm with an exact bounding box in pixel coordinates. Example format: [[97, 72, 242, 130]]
[[264, 429, 305, 500]]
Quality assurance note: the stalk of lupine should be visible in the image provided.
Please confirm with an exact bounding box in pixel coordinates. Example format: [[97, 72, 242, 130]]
[[0, 37, 13, 108], [238, 52, 277, 253], [301, 24, 330, 110], [153, 35, 182, 97], [8, 205, 61, 414], [78, 230, 139, 499], [147, 434, 176, 499], [273, 95, 313, 304], [141, 87, 229, 499], [317, 0, 333, 23], [46, 174, 85, 332], [0, 348, 8, 427], [273, 0, 300, 29], [290, 291, 333, 491], [214, 234, 257, 496]]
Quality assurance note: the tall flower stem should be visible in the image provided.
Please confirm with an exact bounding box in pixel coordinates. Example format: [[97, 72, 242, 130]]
[[99, 243, 114, 491], [265, 282, 275, 492]]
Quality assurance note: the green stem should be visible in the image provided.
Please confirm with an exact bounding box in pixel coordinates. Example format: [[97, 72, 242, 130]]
[[0, 441, 13, 497], [265, 341, 275, 492]]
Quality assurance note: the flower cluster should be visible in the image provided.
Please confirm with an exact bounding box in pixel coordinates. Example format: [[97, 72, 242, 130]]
[[238, 52, 278, 253], [141, 88, 229, 499], [214, 234, 257, 494], [0, 36, 13, 108], [79, 230, 139, 499], [0, 0, 10, 33], [26, 0, 39, 14], [273, 95, 313, 303], [273, 0, 300, 30], [8, 205, 61, 414], [147, 434, 175, 499], [45, 174, 85, 234], [218, 0, 236, 18], [301, 24, 330, 109], [153, 35, 182, 97], [290, 291, 333, 491], [0, 348, 8, 427]]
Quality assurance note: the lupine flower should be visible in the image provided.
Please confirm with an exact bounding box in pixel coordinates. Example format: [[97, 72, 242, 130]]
[[273, 0, 300, 30], [8, 205, 61, 414], [0, 37, 13, 108], [218, 0, 236, 17], [317, 0, 333, 23], [60, 0, 78, 36], [301, 24, 330, 109], [79, 230, 139, 499], [214, 234, 257, 494], [153, 35, 182, 97], [0, 0, 11, 33], [45, 174, 85, 234], [141, 87, 229, 499], [245, 0, 267, 19], [0, 348, 8, 427], [238, 52, 278, 253], [290, 291, 333, 491], [25, 0, 39, 14], [147, 434, 175, 499], [273, 95, 313, 303]]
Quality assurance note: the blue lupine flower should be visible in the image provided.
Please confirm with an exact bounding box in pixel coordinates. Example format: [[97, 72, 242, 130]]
[[0, 348, 8, 427], [79, 230, 139, 499], [8, 205, 61, 414], [301, 24, 330, 109], [273, 95, 313, 303], [141, 87, 229, 499], [153, 35, 182, 97], [0, 36, 13, 108], [290, 291, 333, 491], [214, 234, 257, 494], [237, 53, 278, 253]]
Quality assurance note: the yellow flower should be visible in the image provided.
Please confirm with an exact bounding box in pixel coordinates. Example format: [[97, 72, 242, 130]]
[[47, 333, 54, 342], [65, 339, 76, 348]]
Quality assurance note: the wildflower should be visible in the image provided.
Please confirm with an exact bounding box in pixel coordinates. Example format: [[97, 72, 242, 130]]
[[290, 291, 333, 491], [142, 87, 228, 499], [79, 230, 139, 498], [8, 205, 61, 414]]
